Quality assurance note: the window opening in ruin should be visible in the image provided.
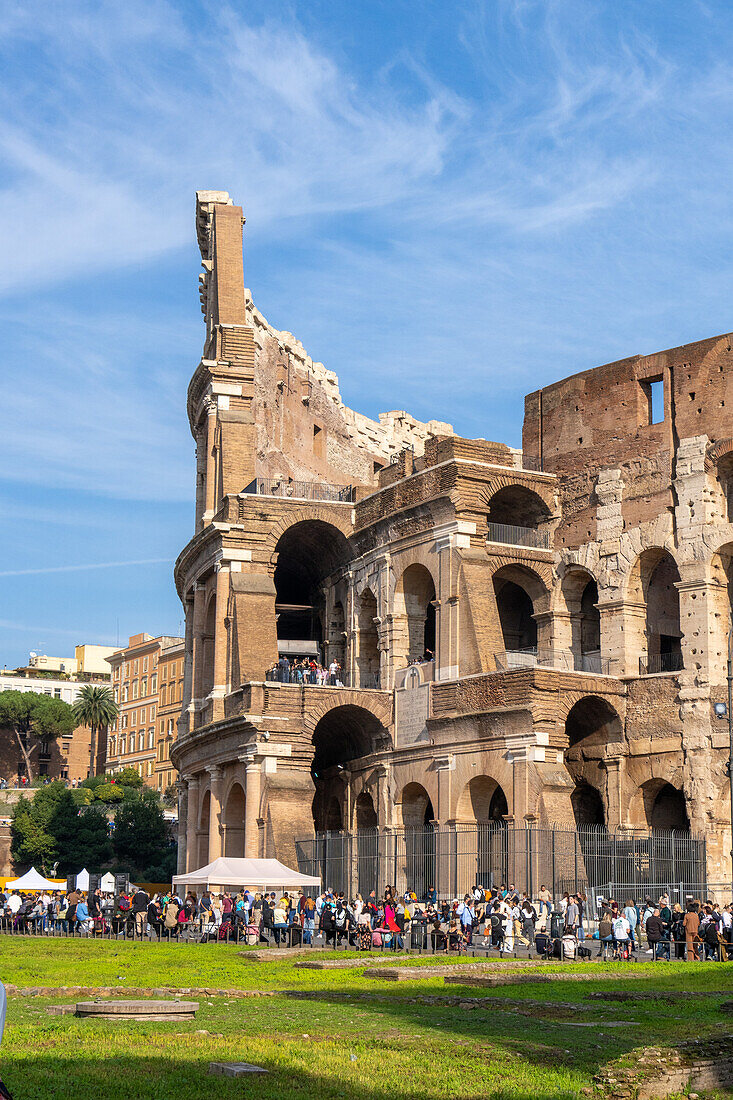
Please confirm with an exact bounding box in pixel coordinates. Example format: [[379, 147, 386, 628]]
[[357, 590, 380, 687], [646, 782, 690, 832], [642, 376, 664, 424], [393, 564, 437, 665], [311, 705, 389, 834]]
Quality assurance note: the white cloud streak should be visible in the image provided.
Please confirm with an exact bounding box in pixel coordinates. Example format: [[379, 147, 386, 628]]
[[0, 559, 171, 578]]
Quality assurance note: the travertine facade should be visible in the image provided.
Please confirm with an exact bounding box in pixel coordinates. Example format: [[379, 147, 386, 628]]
[[172, 191, 733, 886]]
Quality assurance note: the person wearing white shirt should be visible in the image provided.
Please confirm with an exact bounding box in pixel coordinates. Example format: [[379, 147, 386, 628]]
[[7, 893, 21, 916]]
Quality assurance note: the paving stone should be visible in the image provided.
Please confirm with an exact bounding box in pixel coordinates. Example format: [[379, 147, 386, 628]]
[[209, 1062, 268, 1077]]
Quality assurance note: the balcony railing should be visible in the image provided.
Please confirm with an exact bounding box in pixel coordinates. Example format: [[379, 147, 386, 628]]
[[496, 648, 611, 675], [486, 522, 551, 550], [639, 652, 684, 675], [265, 667, 381, 689], [242, 478, 354, 503]]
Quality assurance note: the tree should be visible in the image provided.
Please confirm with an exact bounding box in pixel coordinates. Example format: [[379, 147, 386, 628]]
[[73, 685, 119, 777], [0, 691, 76, 782], [49, 798, 112, 874], [10, 781, 68, 873], [112, 788, 174, 880]]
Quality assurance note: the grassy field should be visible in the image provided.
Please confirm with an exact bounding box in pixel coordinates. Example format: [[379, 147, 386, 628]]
[[1, 940, 732, 1098]]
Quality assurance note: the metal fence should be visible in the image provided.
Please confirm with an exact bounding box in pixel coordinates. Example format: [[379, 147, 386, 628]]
[[639, 652, 685, 675], [486, 521, 551, 550], [295, 822, 706, 902], [495, 649, 611, 675], [242, 478, 354, 503]]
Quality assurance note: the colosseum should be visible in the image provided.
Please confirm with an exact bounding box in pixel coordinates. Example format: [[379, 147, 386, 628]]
[[172, 190, 733, 901]]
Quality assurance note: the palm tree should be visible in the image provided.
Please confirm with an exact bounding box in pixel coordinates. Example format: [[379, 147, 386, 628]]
[[73, 684, 119, 778]]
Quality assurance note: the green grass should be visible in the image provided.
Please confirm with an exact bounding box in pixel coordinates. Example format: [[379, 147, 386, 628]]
[[1, 940, 733, 1098]]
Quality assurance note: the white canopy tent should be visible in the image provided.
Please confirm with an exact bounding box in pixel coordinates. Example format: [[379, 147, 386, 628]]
[[5, 867, 61, 891], [74, 869, 90, 891], [172, 857, 320, 894]]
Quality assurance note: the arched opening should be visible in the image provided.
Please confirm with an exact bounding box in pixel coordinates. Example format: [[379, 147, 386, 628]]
[[201, 594, 216, 698], [198, 789, 211, 866], [561, 568, 602, 672], [273, 521, 350, 662], [718, 452, 733, 523], [571, 781, 605, 826], [455, 776, 509, 886], [355, 790, 378, 830], [400, 782, 435, 899], [492, 564, 550, 667], [565, 696, 623, 751], [311, 705, 390, 835], [357, 589, 380, 687], [393, 565, 436, 667], [644, 781, 690, 832], [222, 782, 245, 857], [355, 789, 378, 896], [456, 775, 508, 823], [400, 782, 435, 827], [487, 485, 551, 548], [628, 549, 683, 674]]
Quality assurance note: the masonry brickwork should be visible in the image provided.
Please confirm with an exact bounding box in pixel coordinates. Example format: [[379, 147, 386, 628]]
[[171, 190, 733, 889]]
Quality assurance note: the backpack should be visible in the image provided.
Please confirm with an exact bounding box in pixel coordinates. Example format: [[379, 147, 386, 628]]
[[218, 920, 231, 941], [562, 935, 577, 959], [118, 896, 131, 912], [371, 931, 382, 947]]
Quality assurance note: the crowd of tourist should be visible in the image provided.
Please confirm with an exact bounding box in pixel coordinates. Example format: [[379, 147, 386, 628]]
[[1, 880, 732, 960], [265, 657, 346, 686]]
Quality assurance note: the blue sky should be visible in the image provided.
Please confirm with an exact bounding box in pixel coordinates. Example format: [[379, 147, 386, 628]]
[[1, 0, 732, 667]]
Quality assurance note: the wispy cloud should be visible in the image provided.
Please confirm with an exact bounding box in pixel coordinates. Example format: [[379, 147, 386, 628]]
[[0, 559, 171, 578]]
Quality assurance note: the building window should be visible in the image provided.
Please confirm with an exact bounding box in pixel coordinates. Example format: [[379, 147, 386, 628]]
[[121, 714, 128, 730], [123, 684, 129, 702], [148, 728, 155, 749], [147, 760, 153, 777], [114, 686, 119, 703], [120, 738, 126, 755], [54, 688, 62, 698], [143, 656, 148, 672], [150, 704, 155, 720], [139, 707, 145, 723], [151, 673, 157, 692], [132, 680, 138, 700], [141, 676, 147, 696], [134, 660, 139, 675]]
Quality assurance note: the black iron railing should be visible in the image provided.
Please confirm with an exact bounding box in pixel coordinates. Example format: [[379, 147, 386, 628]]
[[242, 478, 354, 503], [639, 652, 684, 675], [486, 522, 551, 550]]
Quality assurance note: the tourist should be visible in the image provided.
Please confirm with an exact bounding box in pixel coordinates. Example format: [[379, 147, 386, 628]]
[[622, 899, 638, 955], [683, 901, 700, 960], [645, 908, 668, 959], [612, 910, 631, 958], [131, 885, 150, 939], [564, 895, 579, 936]]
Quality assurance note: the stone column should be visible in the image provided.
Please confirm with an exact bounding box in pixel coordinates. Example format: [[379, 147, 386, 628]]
[[190, 581, 207, 728], [180, 590, 195, 736], [242, 754, 262, 858], [210, 562, 230, 720], [184, 774, 200, 872], [207, 765, 224, 862], [602, 755, 624, 828], [203, 397, 218, 523], [177, 779, 188, 875]]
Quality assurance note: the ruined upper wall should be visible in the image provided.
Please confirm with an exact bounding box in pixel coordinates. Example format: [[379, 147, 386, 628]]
[[245, 293, 453, 488], [523, 332, 733, 546]]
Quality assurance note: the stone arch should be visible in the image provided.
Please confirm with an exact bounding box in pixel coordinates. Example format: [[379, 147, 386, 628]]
[[563, 696, 624, 825], [455, 775, 509, 823], [487, 483, 552, 529], [355, 790, 378, 829], [310, 703, 390, 836], [479, 472, 556, 519], [571, 780, 605, 827], [264, 506, 354, 564], [399, 782, 436, 827], [492, 562, 552, 665], [222, 781, 245, 857], [393, 563, 437, 666], [640, 779, 691, 832], [626, 548, 683, 674], [558, 565, 602, 673], [302, 690, 392, 743], [271, 519, 351, 659], [198, 788, 211, 866]]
